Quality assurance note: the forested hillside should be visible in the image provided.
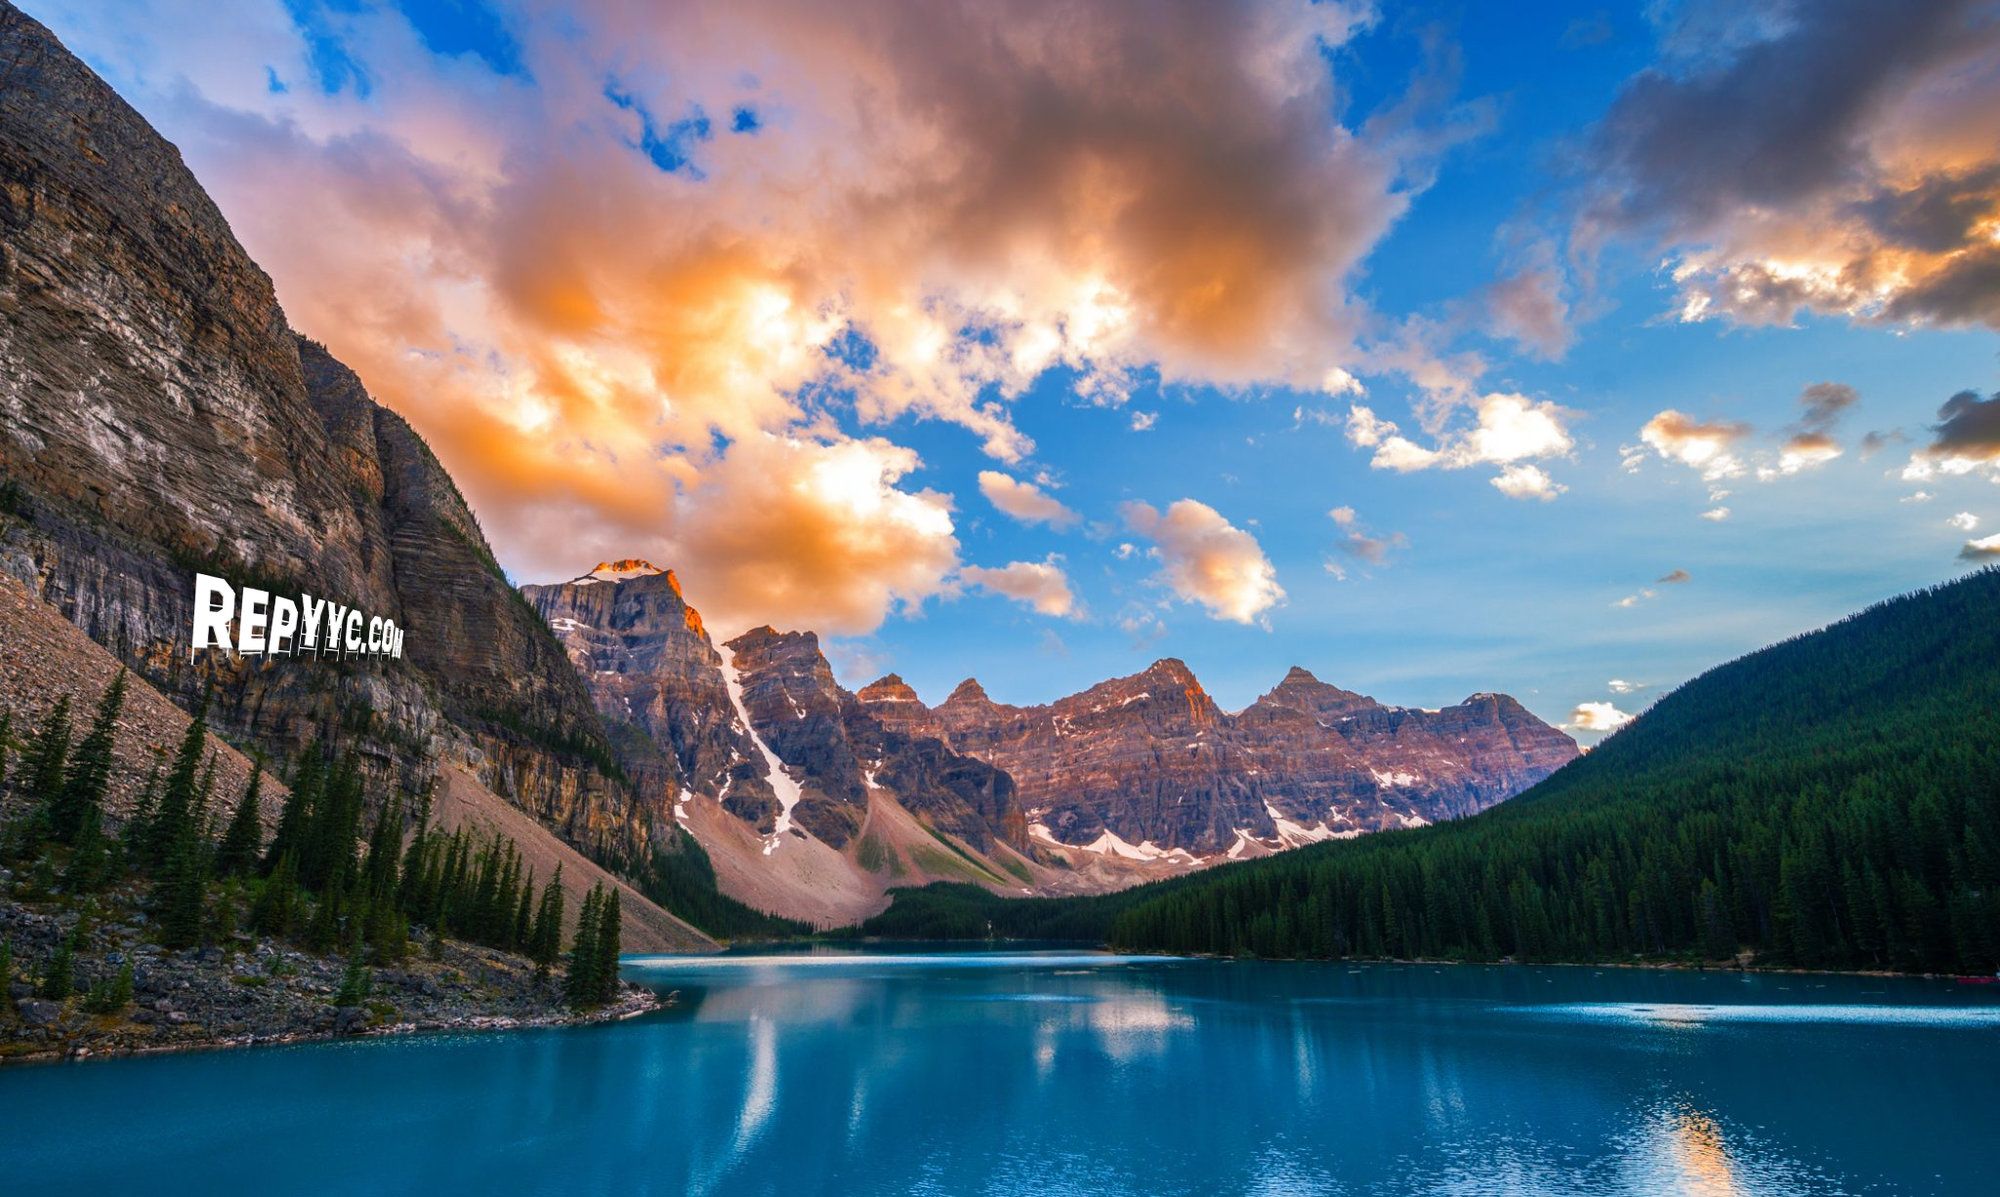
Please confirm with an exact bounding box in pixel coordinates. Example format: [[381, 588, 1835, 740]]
[[869, 570, 2000, 974]]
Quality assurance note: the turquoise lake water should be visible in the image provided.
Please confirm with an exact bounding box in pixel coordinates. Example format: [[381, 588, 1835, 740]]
[[4, 949, 1999, 1194]]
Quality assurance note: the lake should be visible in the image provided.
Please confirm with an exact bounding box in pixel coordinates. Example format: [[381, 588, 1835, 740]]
[[4, 948, 1998, 1194]]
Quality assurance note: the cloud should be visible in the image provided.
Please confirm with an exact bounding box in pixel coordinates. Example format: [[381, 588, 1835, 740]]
[[1606, 678, 1647, 694], [977, 471, 1079, 530], [1701, 506, 1732, 522], [1861, 429, 1908, 459], [1129, 411, 1159, 432], [1638, 410, 1752, 480], [1949, 511, 1981, 532], [1482, 254, 1573, 359], [1491, 463, 1565, 501], [960, 556, 1078, 618], [1656, 568, 1691, 584], [1902, 490, 1935, 503], [1122, 498, 1284, 625], [1613, 588, 1656, 609], [1576, 0, 2000, 333], [1327, 505, 1406, 571], [1904, 390, 2000, 481], [43, 0, 1496, 636], [1755, 381, 1858, 479], [665, 435, 959, 635], [1564, 701, 1634, 732], [1347, 393, 1575, 496], [1962, 534, 2000, 561]]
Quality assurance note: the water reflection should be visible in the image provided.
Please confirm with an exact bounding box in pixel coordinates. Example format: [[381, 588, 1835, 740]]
[[3, 954, 1996, 1195]]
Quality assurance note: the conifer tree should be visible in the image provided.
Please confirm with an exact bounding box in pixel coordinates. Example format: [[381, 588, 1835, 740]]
[[529, 867, 565, 974], [216, 764, 265, 878], [304, 875, 344, 954], [0, 710, 12, 790], [143, 710, 207, 873], [264, 746, 322, 873], [21, 696, 73, 810], [361, 793, 401, 899], [62, 804, 109, 893], [333, 956, 372, 1007], [153, 821, 209, 951], [52, 671, 123, 842], [84, 961, 134, 1014], [39, 932, 74, 1000], [121, 761, 161, 864], [594, 888, 622, 1005], [10, 698, 72, 858], [513, 868, 536, 950], [251, 850, 301, 937], [564, 885, 603, 1009]]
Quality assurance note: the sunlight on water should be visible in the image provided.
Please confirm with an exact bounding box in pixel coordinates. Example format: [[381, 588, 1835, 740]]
[[1520, 1001, 2000, 1028]]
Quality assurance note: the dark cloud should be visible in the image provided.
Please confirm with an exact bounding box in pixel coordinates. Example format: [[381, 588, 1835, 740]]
[[1656, 568, 1691, 584], [1576, 0, 2000, 330], [1931, 390, 2000, 460]]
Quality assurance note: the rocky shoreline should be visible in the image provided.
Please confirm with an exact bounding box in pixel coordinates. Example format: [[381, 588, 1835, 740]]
[[1, 895, 666, 1066]]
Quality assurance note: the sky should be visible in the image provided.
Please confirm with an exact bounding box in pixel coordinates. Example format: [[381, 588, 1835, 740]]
[[38, 0, 2000, 740]]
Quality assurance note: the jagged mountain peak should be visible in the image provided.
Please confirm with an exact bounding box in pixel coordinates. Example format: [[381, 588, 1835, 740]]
[[944, 678, 992, 707], [857, 674, 923, 705], [571, 558, 667, 585]]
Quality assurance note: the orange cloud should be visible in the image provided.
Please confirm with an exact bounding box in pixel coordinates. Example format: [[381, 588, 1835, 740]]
[[54, 0, 1477, 632]]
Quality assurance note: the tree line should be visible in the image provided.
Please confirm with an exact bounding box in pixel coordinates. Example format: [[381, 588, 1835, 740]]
[[1, 676, 627, 1012], [867, 569, 2000, 975]]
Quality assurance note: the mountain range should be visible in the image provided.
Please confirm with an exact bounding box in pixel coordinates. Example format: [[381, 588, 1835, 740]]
[[525, 560, 1575, 922], [0, 4, 1572, 933]]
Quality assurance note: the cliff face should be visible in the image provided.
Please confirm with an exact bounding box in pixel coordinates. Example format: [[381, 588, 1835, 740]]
[[0, 4, 642, 864], [522, 564, 779, 832], [857, 661, 1579, 855]]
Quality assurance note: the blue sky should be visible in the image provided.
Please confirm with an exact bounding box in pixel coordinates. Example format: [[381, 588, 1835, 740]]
[[39, 0, 2000, 737]]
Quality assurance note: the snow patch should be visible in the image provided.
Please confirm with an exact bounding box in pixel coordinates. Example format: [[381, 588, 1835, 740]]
[[718, 643, 805, 855]]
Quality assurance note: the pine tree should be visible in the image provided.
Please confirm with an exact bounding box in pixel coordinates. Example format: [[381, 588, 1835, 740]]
[[304, 876, 344, 954], [39, 932, 74, 1000], [529, 867, 565, 974], [9, 698, 71, 858], [153, 821, 210, 951], [251, 851, 301, 937], [333, 956, 372, 1007], [594, 889, 622, 1005], [122, 762, 161, 863], [21, 696, 73, 810], [513, 868, 536, 950], [361, 794, 402, 898], [84, 961, 134, 1014], [143, 710, 207, 873], [564, 885, 603, 1010], [215, 764, 265, 878], [264, 747, 322, 874], [62, 804, 109, 893], [52, 670, 124, 843]]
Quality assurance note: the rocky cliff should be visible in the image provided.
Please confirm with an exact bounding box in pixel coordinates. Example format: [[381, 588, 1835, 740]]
[[524, 564, 1023, 858], [0, 4, 652, 871], [857, 659, 1578, 856]]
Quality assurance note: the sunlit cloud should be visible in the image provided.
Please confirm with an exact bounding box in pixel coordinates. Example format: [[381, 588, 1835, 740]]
[[978, 471, 1079, 530], [1347, 393, 1575, 498], [1565, 701, 1634, 732], [1578, 0, 2000, 334], [1122, 498, 1284, 626], [35, 0, 1505, 635], [960, 557, 1079, 618]]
